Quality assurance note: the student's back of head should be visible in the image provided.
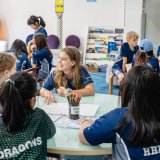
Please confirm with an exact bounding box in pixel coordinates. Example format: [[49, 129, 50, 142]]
[[0, 72, 37, 132], [10, 39, 28, 56], [0, 52, 16, 85], [118, 65, 160, 147]]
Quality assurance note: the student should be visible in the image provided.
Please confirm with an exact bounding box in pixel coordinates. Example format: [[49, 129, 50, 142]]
[[27, 15, 47, 37], [40, 46, 94, 103], [112, 31, 139, 84], [28, 33, 53, 71], [79, 64, 160, 159], [133, 39, 159, 71], [0, 52, 16, 86], [9, 39, 32, 71], [0, 72, 56, 159]]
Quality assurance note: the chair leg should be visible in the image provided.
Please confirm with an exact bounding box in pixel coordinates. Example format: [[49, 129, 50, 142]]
[[109, 74, 114, 95]]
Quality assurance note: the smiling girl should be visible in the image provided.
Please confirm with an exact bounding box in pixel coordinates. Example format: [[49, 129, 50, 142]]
[[40, 46, 95, 103]]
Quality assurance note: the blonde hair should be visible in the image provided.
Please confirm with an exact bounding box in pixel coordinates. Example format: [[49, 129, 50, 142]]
[[126, 31, 139, 41], [54, 46, 82, 89], [0, 52, 16, 73]]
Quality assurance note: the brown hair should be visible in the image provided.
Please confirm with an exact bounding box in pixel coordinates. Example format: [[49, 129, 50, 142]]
[[0, 52, 16, 73], [54, 46, 82, 89], [126, 31, 139, 41], [34, 33, 53, 58], [137, 50, 155, 65]]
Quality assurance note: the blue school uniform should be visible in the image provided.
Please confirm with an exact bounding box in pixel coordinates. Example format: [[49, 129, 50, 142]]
[[43, 66, 94, 91], [147, 56, 159, 71], [132, 55, 159, 71], [5, 50, 32, 72], [32, 48, 53, 71], [34, 27, 47, 37], [84, 108, 160, 160], [16, 52, 32, 71], [112, 42, 139, 76]]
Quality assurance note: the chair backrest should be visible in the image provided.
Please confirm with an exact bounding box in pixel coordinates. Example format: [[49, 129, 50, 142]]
[[65, 35, 80, 48], [23, 67, 39, 80], [26, 34, 33, 45], [47, 35, 59, 49]]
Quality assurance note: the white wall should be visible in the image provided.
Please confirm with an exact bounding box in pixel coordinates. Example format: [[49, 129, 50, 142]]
[[124, 0, 143, 39], [0, 0, 143, 50], [145, 0, 160, 48], [0, 0, 125, 50]]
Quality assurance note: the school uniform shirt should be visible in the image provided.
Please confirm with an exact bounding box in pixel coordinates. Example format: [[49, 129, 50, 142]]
[[34, 27, 48, 37], [16, 52, 32, 72], [43, 66, 94, 91], [133, 55, 159, 71], [147, 56, 159, 71], [112, 43, 139, 74], [0, 108, 56, 159], [84, 108, 160, 160], [32, 48, 53, 71]]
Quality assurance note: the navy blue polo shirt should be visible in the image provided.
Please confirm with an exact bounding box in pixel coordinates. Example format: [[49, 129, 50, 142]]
[[147, 56, 159, 71], [34, 27, 48, 37], [84, 108, 160, 160], [43, 66, 94, 90], [16, 52, 32, 71], [32, 48, 53, 71], [113, 42, 139, 70]]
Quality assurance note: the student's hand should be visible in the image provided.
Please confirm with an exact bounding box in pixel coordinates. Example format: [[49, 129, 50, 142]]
[[56, 87, 66, 97], [44, 90, 55, 104], [80, 119, 92, 130], [40, 89, 56, 104], [30, 44, 36, 52]]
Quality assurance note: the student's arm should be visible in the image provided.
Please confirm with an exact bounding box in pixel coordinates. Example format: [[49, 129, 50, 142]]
[[56, 83, 95, 97], [27, 40, 34, 59], [78, 108, 126, 145], [72, 83, 95, 96], [119, 43, 128, 73], [78, 66, 95, 96], [40, 72, 56, 103], [33, 49, 49, 59], [122, 57, 127, 73], [78, 120, 92, 144]]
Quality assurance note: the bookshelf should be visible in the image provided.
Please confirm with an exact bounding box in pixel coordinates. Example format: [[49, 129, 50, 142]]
[[83, 26, 124, 68]]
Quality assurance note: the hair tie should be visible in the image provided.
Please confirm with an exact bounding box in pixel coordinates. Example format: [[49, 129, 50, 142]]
[[5, 79, 15, 85], [38, 17, 41, 25]]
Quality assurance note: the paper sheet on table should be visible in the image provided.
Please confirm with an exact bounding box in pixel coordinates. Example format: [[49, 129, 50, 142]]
[[42, 103, 99, 117]]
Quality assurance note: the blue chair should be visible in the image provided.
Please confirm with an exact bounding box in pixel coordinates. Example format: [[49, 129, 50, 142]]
[[26, 34, 33, 45]]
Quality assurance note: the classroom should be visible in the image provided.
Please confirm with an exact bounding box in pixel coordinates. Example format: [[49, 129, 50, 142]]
[[0, 0, 160, 159]]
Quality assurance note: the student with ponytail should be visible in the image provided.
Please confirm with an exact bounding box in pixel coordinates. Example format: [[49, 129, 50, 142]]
[[79, 65, 160, 159], [0, 72, 56, 159], [27, 15, 47, 37], [133, 39, 159, 71]]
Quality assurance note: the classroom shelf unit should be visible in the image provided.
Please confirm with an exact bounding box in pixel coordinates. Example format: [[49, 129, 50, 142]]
[[83, 26, 124, 67]]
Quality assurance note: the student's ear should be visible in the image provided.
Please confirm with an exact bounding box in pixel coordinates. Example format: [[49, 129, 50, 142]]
[[71, 61, 76, 66], [35, 22, 39, 26], [29, 96, 36, 108], [3, 70, 10, 78]]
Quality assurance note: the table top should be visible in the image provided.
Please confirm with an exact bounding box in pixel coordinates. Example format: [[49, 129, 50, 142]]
[[37, 93, 119, 155]]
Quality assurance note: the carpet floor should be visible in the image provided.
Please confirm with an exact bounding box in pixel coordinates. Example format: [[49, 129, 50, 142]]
[[90, 72, 119, 95]]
